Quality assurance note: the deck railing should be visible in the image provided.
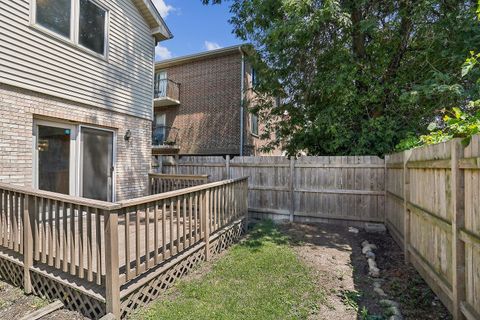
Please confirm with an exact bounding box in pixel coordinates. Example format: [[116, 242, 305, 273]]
[[0, 177, 248, 318], [148, 173, 209, 194]]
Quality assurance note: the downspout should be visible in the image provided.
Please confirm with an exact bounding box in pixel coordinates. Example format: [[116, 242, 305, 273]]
[[239, 47, 246, 156]]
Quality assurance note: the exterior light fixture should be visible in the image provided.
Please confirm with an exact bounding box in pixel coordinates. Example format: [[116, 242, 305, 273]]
[[124, 129, 132, 141]]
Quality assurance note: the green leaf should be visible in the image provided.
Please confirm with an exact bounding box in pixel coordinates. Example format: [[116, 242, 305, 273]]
[[427, 122, 437, 131]]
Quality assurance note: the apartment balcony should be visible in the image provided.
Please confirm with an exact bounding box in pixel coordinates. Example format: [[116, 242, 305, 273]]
[[154, 79, 180, 107], [152, 125, 180, 155]]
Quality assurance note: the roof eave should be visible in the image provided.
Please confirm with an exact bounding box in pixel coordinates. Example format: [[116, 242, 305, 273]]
[[133, 0, 173, 41]]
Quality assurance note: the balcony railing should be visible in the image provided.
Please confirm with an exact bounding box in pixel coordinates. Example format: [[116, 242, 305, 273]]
[[152, 125, 179, 147], [154, 79, 180, 106]]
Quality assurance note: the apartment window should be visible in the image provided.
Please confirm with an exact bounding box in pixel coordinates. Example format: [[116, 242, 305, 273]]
[[33, 0, 108, 57], [79, 0, 106, 55], [36, 0, 72, 38], [251, 67, 258, 87], [251, 113, 259, 136]]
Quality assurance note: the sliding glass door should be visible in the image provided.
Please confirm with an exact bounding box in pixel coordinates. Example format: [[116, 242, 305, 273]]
[[34, 120, 115, 201]]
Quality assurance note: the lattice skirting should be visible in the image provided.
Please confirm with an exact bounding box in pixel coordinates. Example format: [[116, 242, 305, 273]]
[[0, 257, 23, 288], [30, 271, 106, 319], [120, 218, 246, 319], [209, 219, 246, 255]]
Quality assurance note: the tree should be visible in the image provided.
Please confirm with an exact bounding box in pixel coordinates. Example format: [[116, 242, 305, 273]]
[[204, 0, 480, 156]]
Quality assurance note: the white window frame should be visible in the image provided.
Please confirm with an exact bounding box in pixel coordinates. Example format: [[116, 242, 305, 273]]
[[32, 120, 117, 201], [30, 0, 110, 59]]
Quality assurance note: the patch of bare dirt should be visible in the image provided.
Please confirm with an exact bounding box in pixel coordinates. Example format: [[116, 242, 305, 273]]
[[0, 279, 86, 320], [279, 222, 452, 320]]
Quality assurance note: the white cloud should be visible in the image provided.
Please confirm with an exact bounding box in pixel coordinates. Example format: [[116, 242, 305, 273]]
[[152, 0, 174, 18], [155, 45, 172, 61], [204, 41, 222, 51]]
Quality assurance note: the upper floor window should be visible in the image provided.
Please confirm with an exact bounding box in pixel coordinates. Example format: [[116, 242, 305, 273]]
[[79, 0, 106, 55], [33, 0, 108, 57], [36, 0, 71, 38], [251, 67, 258, 87], [251, 113, 259, 136]]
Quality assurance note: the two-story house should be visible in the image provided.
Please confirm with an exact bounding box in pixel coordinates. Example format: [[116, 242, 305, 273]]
[[0, 0, 172, 201], [151, 45, 280, 158]]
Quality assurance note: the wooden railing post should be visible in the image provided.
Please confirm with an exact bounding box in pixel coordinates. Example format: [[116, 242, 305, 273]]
[[451, 139, 466, 320], [403, 150, 412, 264], [105, 209, 121, 318], [203, 190, 211, 261], [158, 155, 163, 173], [225, 155, 231, 179], [289, 158, 295, 222], [175, 155, 179, 174], [243, 179, 249, 231], [23, 194, 35, 294], [147, 175, 152, 196]]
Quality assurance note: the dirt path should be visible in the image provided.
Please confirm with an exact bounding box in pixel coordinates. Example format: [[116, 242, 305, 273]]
[[280, 222, 452, 320]]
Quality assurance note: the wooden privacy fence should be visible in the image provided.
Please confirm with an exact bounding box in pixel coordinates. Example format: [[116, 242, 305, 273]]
[[159, 155, 386, 224], [385, 136, 480, 320], [148, 173, 209, 194], [0, 176, 248, 319]]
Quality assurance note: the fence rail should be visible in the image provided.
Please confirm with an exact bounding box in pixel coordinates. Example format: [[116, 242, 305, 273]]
[[157, 155, 385, 224], [0, 177, 248, 319], [385, 135, 480, 320], [148, 173, 209, 194]]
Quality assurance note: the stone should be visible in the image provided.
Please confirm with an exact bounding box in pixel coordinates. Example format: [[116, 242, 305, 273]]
[[362, 244, 378, 254], [369, 268, 380, 277], [374, 287, 387, 297], [380, 299, 400, 309], [365, 223, 387, 233], [348, 227, 359, 234]]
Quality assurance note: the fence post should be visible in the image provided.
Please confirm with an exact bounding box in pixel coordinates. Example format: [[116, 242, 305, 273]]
[[105, 209, 121, 318], [384, 156, 388, 224], [159, 155, 163, 174], [244, 179, 249, 231], [203, 190, 211, 261], [23, 194, 35, 294], [225, 155, 231, 179], [451, 139, 466, 320], [403, 150, 412, 264], [147, 174, 152, 196], [175, 155, 179, 174], [289, 158, 295, 222]]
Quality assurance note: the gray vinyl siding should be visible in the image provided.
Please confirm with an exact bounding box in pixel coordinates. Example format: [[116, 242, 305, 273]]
[[0, 0, 155, 120]]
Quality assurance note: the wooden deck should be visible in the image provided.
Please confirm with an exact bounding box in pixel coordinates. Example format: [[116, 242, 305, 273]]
[[0, 174, 249, 319]]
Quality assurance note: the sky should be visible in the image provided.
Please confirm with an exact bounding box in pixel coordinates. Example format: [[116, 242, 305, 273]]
[[152, 0, 243, 61]]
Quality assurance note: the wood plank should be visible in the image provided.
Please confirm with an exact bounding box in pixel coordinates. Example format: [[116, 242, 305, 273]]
[[451, 139, 466, 319], [19, 300, 63, 320], [407, 202, 452, 233], [459, 157, 480, 170], [407, 159, 451, 169]]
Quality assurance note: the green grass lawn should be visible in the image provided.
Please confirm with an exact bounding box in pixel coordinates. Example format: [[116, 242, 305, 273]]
[[134, 221, 324, 320]]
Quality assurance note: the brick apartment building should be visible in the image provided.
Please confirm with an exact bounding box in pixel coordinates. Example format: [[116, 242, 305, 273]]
[[152, 45, 281, 157]]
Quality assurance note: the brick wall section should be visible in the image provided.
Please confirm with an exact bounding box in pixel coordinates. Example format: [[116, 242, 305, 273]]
[[0, 83, 151, 200], [157, 52, 242, 155]]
